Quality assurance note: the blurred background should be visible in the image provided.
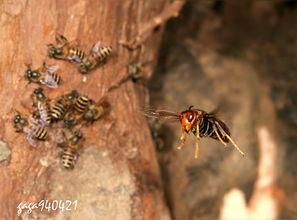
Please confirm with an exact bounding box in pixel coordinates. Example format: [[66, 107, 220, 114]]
[[148, 0, 297, 219]]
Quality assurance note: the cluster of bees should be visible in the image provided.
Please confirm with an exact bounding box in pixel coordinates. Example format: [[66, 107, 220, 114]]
[[48, 34, 112, 73], [13, 34, 112, 170]]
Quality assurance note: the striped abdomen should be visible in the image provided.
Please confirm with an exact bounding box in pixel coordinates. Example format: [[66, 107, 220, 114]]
[[45, 115, 52, 125], [74, 96, 90, 113], [198, 115, 230, 143], [51, 102, 67, 120], [52, 73, 61, 85], [93, 46, 112, 63], [61, 147, 77, 170], [34, 127, 48, 140], [69, 48, 86, 62]]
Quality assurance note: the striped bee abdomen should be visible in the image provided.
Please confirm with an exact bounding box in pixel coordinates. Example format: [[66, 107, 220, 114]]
[[61, 147, 77, 170], [74, 96, 90, 113], [52, 73, 61, 85], [51, 102, 67, 120], [69, 48, 86, 62], [45, 115, 52, 125], [34, 127, 48, 140], [94, 46, 112, 62]]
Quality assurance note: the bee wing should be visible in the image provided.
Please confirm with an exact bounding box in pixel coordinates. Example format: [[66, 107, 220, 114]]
[[23, 127, 37, 147], [37, 102, 50, 126], [28, 116, 39, 127], [91, 41, 102, 54], [40, 74, 58, 89], [67, 54, 82, 64], [45, 64, 59, 74], [142, 109, 180, 122]]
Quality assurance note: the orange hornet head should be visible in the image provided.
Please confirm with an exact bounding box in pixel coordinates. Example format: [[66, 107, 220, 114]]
[[179, 107, 202, 133]]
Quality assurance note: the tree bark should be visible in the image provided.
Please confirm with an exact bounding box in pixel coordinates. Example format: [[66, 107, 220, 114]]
[[0, 0, 184, 219]]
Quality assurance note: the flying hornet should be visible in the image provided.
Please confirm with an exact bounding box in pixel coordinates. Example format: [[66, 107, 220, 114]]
[[144, 106, 245, 159]]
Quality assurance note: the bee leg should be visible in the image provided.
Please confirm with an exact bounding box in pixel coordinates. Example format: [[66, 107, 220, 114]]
[[215, 122, 245, 156], [56, 34, 69, 45], [194, 124, 200, 159], [177, 130, 186, 150], [68, 40, 79, 48]]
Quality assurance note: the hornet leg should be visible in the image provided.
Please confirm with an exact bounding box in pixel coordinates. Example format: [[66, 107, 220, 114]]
[[195, 123, 200, 159], [215, 121, 245, 156], [177, 128, 187, 150]]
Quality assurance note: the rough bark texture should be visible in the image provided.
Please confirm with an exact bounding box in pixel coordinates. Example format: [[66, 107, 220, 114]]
[[0, 1, 183, 219]]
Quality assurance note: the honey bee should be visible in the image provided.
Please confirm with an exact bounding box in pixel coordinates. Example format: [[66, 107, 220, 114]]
[[31, 88, 52, 126], [40, 63, 61, 88], [24, 64, 42, 84], [79, 41, 112, 73], [60, 90, 80, 106], [51, 90, 84, 120], [127, 62, 143, 83], [144, 106, 245, 159], [25, 63, 61, 88], [60, 130, 84, 170], [63, 109, 81, 128], [50, 90, 81, 121], [13, 112, 48, 147], [48, 34, 86, 64], [31, 87, 49, 107], [106, 62, 144, 92], [23, 125, 48, 147], [33, 101, 52, 126], [82, 98, 109, 124], [13, 113, 29, 132]]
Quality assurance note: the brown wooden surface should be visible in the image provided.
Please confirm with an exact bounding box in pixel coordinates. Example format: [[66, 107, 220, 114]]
[[0, 0, 184, 219]]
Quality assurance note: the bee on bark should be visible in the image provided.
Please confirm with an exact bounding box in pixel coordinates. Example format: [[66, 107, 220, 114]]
[[51, 90, 84, 120], [13, 112, 48, 147], [31, 88, 52, 126], [23, 125, 48, 147], [61, 90, 80, 106], [63, 109, 81, 128], [50, 90, 81, 122], [31, 87, 49, 107], [25, 63, 61, 88], [13, 113, 29, 132], [82, 98, 109, 124], [144, 106, 245, 159], [106, 62, 145, 92], [60, 130, 84, 170], [40, 63, 61, 88], [47, 34, 86, 64], [127, 62, 144, 83], [79, 41, 112, 73], [24, 64, 42, 84], [32, 101, 52, 126]]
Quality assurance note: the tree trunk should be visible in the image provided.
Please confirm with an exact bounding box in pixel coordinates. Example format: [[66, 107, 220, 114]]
[[0, 0, 184, 219]]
